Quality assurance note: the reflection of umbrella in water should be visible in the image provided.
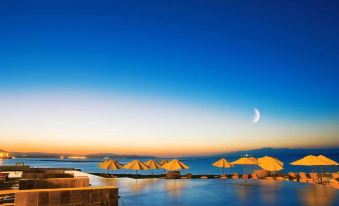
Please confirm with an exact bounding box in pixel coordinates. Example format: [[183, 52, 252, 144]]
[[298, 184, 336, 206], [162, 159, 189, 198], [212, 158, 233, 175], [98, 159, 124, 174], [165, 178, 189, 198], [126, 178, 159, 193], [139, 178, 159, 191], [258, 179, 281, 205], [123, 160, 150, 193], [234, 183, 253, 203], [94, 176, 119, 187]]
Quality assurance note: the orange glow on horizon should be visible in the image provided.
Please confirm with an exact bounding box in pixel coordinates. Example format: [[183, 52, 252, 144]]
[[2, 137, 338, 157], [1, 91, 338, 157]]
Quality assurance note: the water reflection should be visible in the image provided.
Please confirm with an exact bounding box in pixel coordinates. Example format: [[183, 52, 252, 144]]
[[125, 178, 160, 193], [88, 176, 338, 206], [164, 179, 189, 198], [298, 184, 336, 206], [233, 181, 272, 204], [258, 180, 281, 205], [234, 183, 253, 204]]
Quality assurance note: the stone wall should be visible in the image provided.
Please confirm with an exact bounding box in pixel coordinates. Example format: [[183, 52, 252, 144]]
[[19, 178, 89, 190], [14, 186, 118, 206], [21, 173, 74, 179]]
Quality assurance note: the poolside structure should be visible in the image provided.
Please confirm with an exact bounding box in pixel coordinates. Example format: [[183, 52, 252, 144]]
[[0, 165, 119, 205], [0, 186, 118, 206]]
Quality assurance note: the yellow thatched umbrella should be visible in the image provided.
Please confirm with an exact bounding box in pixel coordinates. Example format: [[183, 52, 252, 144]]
[[317, 155, 338, 182], [212, 158, 233, 175], [317, 155, 338, 165], [290, 155, 329, 166], [162, 159, 189, 191], [290, 155, 333, 183], [160, 160, 169, 165], [98, 159, 124, 174], [144, 160, 162, 174], [258, 156, 284, 172], [123, 160, 149, 175], [162, 159, 189, 171], [159, 160, 169, 173], [232, 157, 258, 179], [144, 159, 162, 169], [232, 157, 258, 165]]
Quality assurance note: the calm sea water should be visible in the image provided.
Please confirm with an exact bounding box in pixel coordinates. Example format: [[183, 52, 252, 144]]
[[1, 154, 338, 175]]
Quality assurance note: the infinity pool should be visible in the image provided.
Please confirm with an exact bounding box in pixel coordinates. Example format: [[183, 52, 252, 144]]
[[88, 175, 338, 206]]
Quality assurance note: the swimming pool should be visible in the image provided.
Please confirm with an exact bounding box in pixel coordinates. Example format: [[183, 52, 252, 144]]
[[89, 176, 339, 206]]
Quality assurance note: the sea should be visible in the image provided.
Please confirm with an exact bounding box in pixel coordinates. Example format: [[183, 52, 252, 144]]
[[1, 154, 338, 175]]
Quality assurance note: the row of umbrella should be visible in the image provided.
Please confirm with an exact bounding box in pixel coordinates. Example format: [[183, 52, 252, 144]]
[[212, 155, 338, 180], [98, 155, 338, 175], [212, 156, 283, 174], [98, 159, 189, 174], [213, 155, 337, 170]]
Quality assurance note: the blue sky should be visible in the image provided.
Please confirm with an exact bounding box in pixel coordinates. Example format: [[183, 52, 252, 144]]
[[0, 1, 338, 154]]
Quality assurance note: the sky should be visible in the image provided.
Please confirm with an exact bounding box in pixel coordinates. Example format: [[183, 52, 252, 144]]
[[0, 0, 338, 156]]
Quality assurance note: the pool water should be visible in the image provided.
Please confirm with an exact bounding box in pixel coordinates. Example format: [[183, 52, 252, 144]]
[[89, 176, 339, 206]]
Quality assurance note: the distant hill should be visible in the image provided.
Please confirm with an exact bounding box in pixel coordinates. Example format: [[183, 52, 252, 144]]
[[10, 151, 156, 159], [213, 147, 339, 158], [8, 147, 339, 159]]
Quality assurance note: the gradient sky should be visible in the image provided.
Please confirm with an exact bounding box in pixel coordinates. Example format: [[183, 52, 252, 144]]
[[0, 0, 338, 156]]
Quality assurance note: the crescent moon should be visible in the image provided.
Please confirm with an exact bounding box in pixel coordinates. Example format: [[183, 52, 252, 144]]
[[253, 108, 260, 124]]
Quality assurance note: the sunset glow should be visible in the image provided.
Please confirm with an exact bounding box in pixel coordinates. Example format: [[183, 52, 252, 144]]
[[0, 90, 337, 156]]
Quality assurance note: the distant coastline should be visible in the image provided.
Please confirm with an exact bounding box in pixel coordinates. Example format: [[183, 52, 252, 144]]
[[7, 147, 339, 159]]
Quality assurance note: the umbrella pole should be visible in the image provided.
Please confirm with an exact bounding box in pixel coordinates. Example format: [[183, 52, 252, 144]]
[[321, 167, 323, 184], [243, 167, 246, 183]]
